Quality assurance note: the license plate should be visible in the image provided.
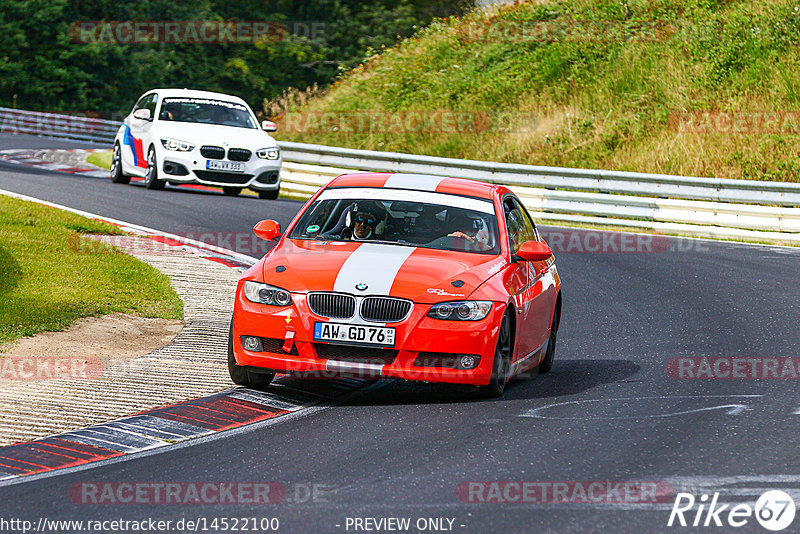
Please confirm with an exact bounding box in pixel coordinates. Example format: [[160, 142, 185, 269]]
[[206, 160, 244, 172], [313, 322, 395, 347]]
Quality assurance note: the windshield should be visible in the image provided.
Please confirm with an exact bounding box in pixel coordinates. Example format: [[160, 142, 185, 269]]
[[158, 97, 257, 129], [289, 188, 500, 255]]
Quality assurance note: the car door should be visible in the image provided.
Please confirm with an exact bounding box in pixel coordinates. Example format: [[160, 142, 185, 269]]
[[126, 93, 158, 173], [503, 196, 555, 364]]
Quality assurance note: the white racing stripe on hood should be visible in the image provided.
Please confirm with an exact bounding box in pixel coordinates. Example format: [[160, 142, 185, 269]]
[[333, 244, 415, 295], [383, 174, 445, 191]]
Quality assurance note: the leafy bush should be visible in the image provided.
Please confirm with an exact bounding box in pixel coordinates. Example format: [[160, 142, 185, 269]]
[[0, 0, 472, 117]]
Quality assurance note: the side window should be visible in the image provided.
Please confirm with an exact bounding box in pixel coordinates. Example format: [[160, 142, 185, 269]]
[[144, 93, 158, 117], [132, 94, 157, 119], [132, 94, 149, 113], [504, 196, 536, 255], [519, 201, 540, 241]]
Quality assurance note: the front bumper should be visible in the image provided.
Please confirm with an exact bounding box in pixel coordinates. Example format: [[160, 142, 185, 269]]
[[158, 148, 281, 191], [231, 288, 505, 386]]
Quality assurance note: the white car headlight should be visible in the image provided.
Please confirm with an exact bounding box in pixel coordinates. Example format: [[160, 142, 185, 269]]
[[256, 147, 280, 160], [428, 301, 492, 321], [243, 281, 292, 306], [160, 138, 195, 152]]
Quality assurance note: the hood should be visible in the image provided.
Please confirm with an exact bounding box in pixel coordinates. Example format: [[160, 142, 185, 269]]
[[156, 122, 277, 148], [260, 240, 507, 303]]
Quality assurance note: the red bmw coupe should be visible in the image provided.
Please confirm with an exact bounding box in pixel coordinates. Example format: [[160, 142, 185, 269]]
[[229, 173, 562, 397]]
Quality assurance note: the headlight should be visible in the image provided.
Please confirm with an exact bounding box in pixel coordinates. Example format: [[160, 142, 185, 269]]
[[160, 138, 194, 151], [428, 301, 492, 321], [256, 147, 280, 160], [243, 281, 293, 306]]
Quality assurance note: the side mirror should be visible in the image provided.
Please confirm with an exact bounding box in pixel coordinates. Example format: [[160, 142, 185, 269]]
[[133, 108, 152, 121], [515, 240, 552, 262], [261, 120, 277, 132], [253, 219, 281, 241]]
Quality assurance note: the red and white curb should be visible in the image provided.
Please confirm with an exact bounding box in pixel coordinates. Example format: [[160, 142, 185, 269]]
[[0, 187, 373, 482], [0, 148, 108, 178], [0, 187, 258, 270], [0, 379, 368, 483], [0, 148, 235, 195]]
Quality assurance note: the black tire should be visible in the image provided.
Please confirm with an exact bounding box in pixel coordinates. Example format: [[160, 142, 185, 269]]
[[538, 306, 559, 374], [477, 313, 512, 398], [143, 147, 165, 190], [109, 143, 131, 184], [223, 187, 242, 196], [258, 189, 279, 200], [227, 322, 275, 390]]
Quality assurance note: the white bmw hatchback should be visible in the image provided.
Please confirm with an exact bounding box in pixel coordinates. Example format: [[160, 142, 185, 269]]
[[110, 88, 282, 199]]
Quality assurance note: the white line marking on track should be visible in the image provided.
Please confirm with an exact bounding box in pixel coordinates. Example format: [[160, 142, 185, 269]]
[[0, 187, 259, 265], [520, 395, 763, 420]]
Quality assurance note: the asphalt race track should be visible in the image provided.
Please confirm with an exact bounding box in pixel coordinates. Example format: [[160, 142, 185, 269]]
[[2, 133, 800, 533], [0, 134, 302, 244]]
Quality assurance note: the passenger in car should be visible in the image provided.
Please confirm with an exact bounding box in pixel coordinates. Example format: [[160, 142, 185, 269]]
[[447, 211, 491, 251], [160, 102, 182, 122]]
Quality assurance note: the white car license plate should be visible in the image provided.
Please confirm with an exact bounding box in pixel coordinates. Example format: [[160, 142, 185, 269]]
[[313, 322, 395, 347], [206, 160, 244, 172]]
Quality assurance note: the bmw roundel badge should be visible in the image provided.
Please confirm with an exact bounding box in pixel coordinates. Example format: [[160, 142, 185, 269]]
[[355, 283, 368, 291]]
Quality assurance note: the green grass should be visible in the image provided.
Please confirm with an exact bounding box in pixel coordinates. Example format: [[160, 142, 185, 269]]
[[86, 150, 112, 169], [269, 0, 800, 182], [0, 196, 183, 346]]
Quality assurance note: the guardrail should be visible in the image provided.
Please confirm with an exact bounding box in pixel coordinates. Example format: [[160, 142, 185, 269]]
[[0, 107, 120, 144], [279, 142, 800, 244], [3, 107, 798, 244], [279, 141, 800, 207]]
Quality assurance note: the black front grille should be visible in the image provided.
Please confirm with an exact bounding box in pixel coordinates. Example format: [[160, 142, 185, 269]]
[[414, 352, 481, 369], [193, 170, 254, 184], [414, 352, 459, 368], [360, 297, 412, 323], [200, 145, 225, 159], [255, 171, 279, 184], [227, 148, 251, 161], [163, 161, 189, 176], [308, 293, 356, 319], [260, 337, 299, 356], [313, 343, 397, 365]]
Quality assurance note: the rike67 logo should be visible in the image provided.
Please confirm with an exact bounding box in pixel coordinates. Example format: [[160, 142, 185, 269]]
[[668, 490, 796, 531]]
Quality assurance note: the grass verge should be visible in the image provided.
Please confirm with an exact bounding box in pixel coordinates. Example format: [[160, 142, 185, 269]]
[[0, 195, 183, 346], [86, 150, 112, 169]]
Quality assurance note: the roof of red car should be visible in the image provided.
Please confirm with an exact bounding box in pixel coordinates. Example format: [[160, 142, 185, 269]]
[[327, 173, 497, 200]]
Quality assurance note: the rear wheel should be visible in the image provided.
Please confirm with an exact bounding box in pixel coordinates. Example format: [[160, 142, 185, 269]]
[[223, 187, 242, 196], [258, 189, 279, 200], [143, 147, 165, 190], [477, 313, 512, 398], [227, 322, 275, 390], [109, 143, 131, 184], [537, 307, 559, 374]]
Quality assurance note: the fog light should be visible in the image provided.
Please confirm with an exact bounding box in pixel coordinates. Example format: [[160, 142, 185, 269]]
[[241, 336, 263, 352], [458, 355, 479, 369]]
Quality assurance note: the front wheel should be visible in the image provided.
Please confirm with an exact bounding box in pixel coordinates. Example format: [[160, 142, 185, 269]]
[[227, 322, 275, 390], [109, 143, 131, 184], [477, 313, 512, 398], [143, 147, 165, 190], [258, 189, 279, 200]]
